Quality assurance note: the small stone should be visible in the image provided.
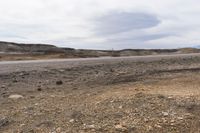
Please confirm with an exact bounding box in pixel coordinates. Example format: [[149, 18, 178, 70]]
[[162, 118, 167, 123], [72, 87, 78, 90], [168, 96, 173, 99], [170, 120, 175, 123], [170, 123, 175, 126], [119, 106, 123, 109], [147, 126, 153, 131], [144, 118, 149, 123], [37, 88, 42, 91], [30, 95, 35, 99], [177, 117, 183, 120], [110, 69, 114, 72], [110, 100, 114, 103], [115, 124, 123, 129], [69, 119, 74, 123], [56, 80, 63, 85], [1, 85, 6, 88], [0, 118, 9, 128], [20, 124, 25, 127], [19, 73, 24, 76], [154, 124, 162, 128], [115, 124, 127, 131], [59, 69, 65, 72], [56, 127, 61, 132], [86, 124, 95, 129], [50, 95, 55, 98], [8, 94, 24, 99], [162, 112, 169, 117], [12, 79, 18, 83]]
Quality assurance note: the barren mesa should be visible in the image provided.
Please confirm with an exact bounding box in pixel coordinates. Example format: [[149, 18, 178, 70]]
[[1, 53, 200, 132]]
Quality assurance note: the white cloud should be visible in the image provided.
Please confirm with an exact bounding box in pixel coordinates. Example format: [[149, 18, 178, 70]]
[[0, 0, 200, 49]]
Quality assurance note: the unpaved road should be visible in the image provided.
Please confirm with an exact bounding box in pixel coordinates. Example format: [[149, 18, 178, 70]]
[[1, 54, 200, 133], [1, 53, 200, 74]]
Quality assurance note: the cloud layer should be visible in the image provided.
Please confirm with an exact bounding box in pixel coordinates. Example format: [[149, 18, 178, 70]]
[[94, 12, 160, 35], [0, 0, 200, 49]]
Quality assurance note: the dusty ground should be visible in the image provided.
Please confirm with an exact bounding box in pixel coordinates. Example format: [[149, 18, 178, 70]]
[[1, 54, 200, 133]]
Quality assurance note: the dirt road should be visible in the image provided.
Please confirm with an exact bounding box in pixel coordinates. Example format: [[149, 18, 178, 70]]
[[1, 54, 200, 132], [1, 53, 200, 74]]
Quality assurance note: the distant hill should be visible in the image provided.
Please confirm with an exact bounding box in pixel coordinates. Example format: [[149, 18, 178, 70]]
[[1, 41, 200, 60], [0, 41, 65, 54]]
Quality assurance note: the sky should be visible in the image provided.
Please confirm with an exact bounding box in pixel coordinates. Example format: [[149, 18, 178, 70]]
[[0, 0, 200, 49]]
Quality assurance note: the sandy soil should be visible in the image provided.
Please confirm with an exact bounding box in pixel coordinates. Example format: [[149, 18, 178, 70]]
[[1, 54, 200, 133]]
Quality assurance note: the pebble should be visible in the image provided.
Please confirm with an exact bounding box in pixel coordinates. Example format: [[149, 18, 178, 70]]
[[170, 120, 175, 123], [154, 124, 162, 128], [12, 79, 18, 83], [37, 88, 42, 91], [115, 124, 127, 131], [56, 127, 62, 132], [177, 117, 183, 120], [8, 94, 24, 99], [0, 117, 9, 128], [162, 112, 169, 117], [69, 119, 75, 123], [56, 80, 63, 85], [86, 124, 95, 129], [144, 118, 149, 123], [168, 96, 173, 99], [115, 124, 123, 129], [50, 95, 56, 98], [119, 106, 123, 109], [83, 124, 95, 130]]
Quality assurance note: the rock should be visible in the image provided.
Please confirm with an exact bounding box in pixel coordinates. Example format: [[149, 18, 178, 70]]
[[1, 85, 6, 88], [85, 124, 95, 129], [170, 120, 175, 123], [59, 69, 65, 72], [12, 79, 18, 83], [69, 119, 75, 123], [0, 118, 9, 128], [110, 69, 114, 72], [115, 124, 123, 129], [147, 126, 153, 131], [56, 80, 63, 85], [72, 87, 78, 90], [168, 96, 173, 99], [158, 95, 165, 99], [115, 124, 127, 131], [30, 95, 35, 99], [20, 124, 26, 127], [162, 112, 169, 117], [144, 118, 149, 123], [177, 117, 183, 120], [154, 124, 162, 128], [19, 72, 24, 76], [37, 88, 42, 91], [50, 95, 55, 98], [8, 94, 24, 99], [56, 127, 61, 132]]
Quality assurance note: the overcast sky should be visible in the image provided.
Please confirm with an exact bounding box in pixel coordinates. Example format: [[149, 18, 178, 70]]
[[0, 0, 200, 49]]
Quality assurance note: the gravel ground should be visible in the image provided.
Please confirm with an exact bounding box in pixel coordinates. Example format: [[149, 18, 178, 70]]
[[1, 54, 200, 132]]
